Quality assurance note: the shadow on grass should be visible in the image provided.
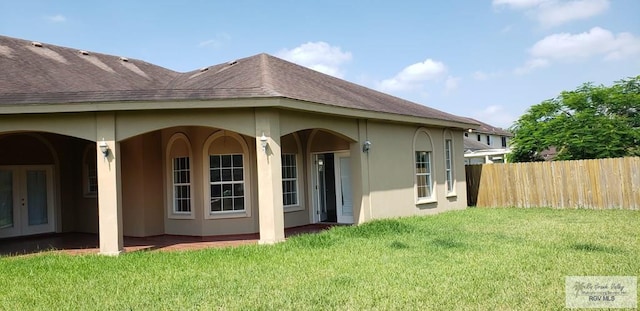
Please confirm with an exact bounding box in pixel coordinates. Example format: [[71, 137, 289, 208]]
[[570, 243, 620, 253], [389, 241, 410, 249], [337, 219, 416, 239], [287, 233, 337, 249], [431, 238, 466, 249]]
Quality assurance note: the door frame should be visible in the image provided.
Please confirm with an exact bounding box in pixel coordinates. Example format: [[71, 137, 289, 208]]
[[309, 151, 353, 224], [0, 165, 56, 238], [334, 152, 354, 224]]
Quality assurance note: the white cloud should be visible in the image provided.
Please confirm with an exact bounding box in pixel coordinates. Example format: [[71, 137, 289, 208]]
[[516, 27, 640, 74], [47, 14, 66, 23], [474, 105, 517, 129], [530, 27, 640, 61], [444, 76, 461, 94], [276, 42, 352, 78], [536, 0, 610, 28], [514, 58, 550, 75], [494, 0, 610, 28], [493, 0, 549, 10], [198, 33, 231, 49], [378, 59, 447, 92]]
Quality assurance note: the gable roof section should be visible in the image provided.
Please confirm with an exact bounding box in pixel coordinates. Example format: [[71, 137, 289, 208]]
[[0, 35, 474, 127]]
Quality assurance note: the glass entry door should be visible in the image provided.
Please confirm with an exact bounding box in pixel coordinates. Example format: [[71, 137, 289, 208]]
[[335, 153, 354, 224], [0, 166, 55, 238]]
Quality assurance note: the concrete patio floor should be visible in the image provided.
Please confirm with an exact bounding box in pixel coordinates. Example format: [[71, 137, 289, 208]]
[[0, 224, 335, 257]]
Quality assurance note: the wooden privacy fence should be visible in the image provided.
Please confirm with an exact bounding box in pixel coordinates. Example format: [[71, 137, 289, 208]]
[[466, 157, 640, 210]]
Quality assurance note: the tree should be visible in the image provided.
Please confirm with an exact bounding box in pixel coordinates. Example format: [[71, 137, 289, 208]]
[[508, 76, 640, 162]]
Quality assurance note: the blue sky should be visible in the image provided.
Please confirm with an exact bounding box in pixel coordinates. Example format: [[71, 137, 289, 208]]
[[1, 0, 639, 128]]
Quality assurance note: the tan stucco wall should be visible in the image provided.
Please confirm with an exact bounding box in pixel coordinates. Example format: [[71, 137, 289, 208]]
[[161, 126, 259, 236], [366, 121, 467, 219], [120, 132, 164, 237]]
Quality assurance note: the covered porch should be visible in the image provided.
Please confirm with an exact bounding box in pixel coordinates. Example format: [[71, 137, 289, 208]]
[[0, 223, 335, 257]]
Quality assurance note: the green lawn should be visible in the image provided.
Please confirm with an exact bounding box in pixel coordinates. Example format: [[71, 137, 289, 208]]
[[1, 208, 638, 310]]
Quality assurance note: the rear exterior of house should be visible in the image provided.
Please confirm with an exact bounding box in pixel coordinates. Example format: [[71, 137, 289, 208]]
[[0, 36, 476, 254]]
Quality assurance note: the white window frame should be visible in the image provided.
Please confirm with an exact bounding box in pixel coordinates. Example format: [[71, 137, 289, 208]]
[[415, 151, 433, 201], [444, 136, 456, 196], [82, 145, 98, 198], [413, 128, 436, 204], [172, 156, 192, 214], [165, 133, 194, 219], [281, 153, 299, 210], [203, 131, 251, 219], [208, 154, 246, 214]]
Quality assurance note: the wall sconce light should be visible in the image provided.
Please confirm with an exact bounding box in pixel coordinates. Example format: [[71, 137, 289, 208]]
[[362, 140, 372, 153], [467, 128, 473, 133], [260, 133, 268, 152], [318, 159, 324, 172], [98, 139, 110, 158]]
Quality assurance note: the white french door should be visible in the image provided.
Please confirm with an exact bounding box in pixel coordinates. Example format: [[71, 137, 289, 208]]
[[335, 153, 353, 224], [0, 165, 55, 238]]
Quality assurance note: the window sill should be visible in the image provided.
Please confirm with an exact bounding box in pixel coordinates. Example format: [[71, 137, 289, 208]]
[[206, 210, 250, 219], [416, 198, 437, 205], [284, 205, 304, 213], [168, 212, 195, 220], [446, 192, 457, 198]]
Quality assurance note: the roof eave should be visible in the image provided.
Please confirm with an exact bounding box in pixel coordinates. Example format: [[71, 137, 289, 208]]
[[0, 96, 478, 129]]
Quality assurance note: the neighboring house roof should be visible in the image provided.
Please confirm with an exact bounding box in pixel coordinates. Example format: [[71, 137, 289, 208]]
[[463, 137, 492, 151], [464, 117, 512, 137], [0, 35, 474, 127]]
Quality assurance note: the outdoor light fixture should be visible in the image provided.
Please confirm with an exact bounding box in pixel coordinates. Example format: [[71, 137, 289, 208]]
[[98, 139, 110, 158], [260, 133, 268, 152], [362, 140, 372, 153]]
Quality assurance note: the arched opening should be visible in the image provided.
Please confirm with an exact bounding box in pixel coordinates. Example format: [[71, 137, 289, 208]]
[[0, 132, 96, 238], [304, 129, 356, 224]]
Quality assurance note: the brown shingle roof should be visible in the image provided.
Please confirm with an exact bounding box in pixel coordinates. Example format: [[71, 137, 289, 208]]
[[0, 35, 472, 125]]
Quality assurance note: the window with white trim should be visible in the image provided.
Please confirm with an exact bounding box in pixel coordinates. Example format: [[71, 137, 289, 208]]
[[281, 154, 298, 206], [444, 139, 454, 193], [166, 132, 193, 218], [209, 154, 245, 213], [172, 157, 191, 213], [415, 151, 433, 199], [83, 146, 97, 197], [414, 129, 436, 203]]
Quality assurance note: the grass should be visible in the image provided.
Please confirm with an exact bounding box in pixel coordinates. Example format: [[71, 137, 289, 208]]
[[0, 207, 638, 310]]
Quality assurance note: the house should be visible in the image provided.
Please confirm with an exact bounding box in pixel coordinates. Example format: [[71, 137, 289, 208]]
[[0, 35, 477, 255], [463, 118, 512, 164]]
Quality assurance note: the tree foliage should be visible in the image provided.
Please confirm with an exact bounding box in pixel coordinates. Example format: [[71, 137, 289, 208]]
[[508, 76, 640, 162]]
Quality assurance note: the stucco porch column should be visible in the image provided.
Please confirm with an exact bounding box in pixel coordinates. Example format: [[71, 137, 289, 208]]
[[350, 119, 372, 224], [96, 113, 124, 255], [255, 109, 285, 244]]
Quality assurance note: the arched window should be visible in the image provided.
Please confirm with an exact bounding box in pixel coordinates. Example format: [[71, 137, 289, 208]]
[[203, 131, 251, 219], [166, 133, 193, 218], [443, 129, 456, 195], [413, 128, 436, 203]]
